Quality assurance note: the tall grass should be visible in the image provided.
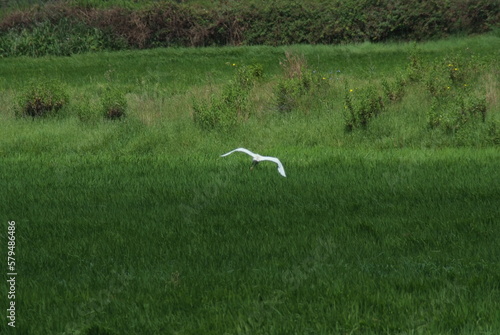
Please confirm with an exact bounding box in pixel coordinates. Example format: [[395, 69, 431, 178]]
[[2, 34, 499, 149], [1, 147, 499, 334]]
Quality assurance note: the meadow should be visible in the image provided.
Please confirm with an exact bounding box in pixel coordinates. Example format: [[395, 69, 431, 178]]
[[1, 34, 500, 334]]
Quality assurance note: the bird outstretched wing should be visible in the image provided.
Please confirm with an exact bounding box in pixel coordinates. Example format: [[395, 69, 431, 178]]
[[220, 147, 256, 158], [220, 148, 286, 177], [261, 156, 286, 177]]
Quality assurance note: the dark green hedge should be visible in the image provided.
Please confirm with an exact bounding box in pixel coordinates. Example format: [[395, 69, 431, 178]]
[[1, 0, 499, 56]]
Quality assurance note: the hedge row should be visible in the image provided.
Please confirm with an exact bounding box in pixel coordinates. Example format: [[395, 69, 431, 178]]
[[1, 0, 499, 56]]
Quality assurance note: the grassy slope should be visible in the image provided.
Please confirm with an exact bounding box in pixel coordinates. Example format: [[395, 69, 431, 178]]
[[1, 35, 499, 334], [2, 34, 498, 90], [1, 34, 499, 151]]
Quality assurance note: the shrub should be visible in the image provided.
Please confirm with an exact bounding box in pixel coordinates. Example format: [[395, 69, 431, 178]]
[[425, 62, 453, 98], [274, 78, 304, 113], [101, 87, 127, 120], [428, 90, 487, 132], [425, 55, 484, 98], [344, 84, 384, 131], [236, 64, 263, 88], [192, 63, 262, 130], [405, 44, 424, 82], [464, 96, 487, 122], [193, 83, 248, 131], [274, 51, 320, 113], [16, 80, 68, 118], [424, 53, 488, 132], [382, 77, 406, 102]]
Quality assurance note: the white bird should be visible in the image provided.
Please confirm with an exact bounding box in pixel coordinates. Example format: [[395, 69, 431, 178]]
[[220, 148, 286, 177]]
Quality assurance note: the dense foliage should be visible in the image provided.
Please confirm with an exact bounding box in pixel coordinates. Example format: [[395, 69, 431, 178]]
[[1, 0, 499, 56], [16, 79, 68, 117]]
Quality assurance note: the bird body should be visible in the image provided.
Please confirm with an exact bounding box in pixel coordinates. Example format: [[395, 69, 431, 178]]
[[220, 148, 286, 177]]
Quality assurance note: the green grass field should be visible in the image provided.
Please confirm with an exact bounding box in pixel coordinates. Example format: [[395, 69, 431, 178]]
[[1, 35, 500, 334]]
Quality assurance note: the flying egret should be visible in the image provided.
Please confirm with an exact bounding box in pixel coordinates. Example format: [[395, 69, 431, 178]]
[[220, 148, 286, 177]]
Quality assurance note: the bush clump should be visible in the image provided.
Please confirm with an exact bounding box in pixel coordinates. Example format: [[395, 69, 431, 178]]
[[192, 62, 263, 131], [428, 93, 487, 132], [193, 83, 248, 131], [16, 80, 68, 118], [343, 84, 385, 131], [274, 51, 321, 113], [101, 87, 127, 120]]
